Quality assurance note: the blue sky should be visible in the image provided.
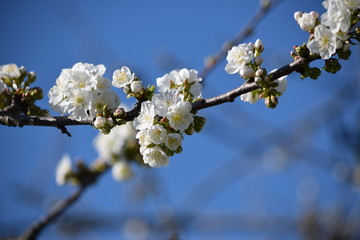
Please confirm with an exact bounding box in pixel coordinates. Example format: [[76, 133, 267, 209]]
[[1, 0, 359, 239]]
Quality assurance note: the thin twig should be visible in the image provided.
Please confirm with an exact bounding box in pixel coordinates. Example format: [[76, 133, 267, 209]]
[[199, 0, 283, 80], [17, 166, 110, 240]]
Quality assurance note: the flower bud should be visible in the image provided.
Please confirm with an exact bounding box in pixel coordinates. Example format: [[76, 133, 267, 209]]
[[239, 66, 255, 79], [94, 116, 106, 128], [130, 80, 143, 93], [294, 11, 302, 22], [254, 56, 264, 65], [255, 76, 262, 83], [254, 39, 264, 52], [310, 11, 319, 19], [193, 116, 206, 133], [255, 69, 264, 77]]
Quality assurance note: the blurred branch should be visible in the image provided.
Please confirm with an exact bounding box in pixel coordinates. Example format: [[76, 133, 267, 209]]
[[16, 166, 110, 240], [199, 0, 282, 80]]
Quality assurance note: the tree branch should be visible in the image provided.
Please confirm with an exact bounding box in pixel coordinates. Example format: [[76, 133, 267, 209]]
[[193, 57, 308, 111], [199, 0, 283, 80], [17, 166, 110, 240], [0, 57, 309, 130]]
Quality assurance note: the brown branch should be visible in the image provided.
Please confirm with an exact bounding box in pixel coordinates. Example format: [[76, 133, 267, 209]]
[[193, 57, 308, 111]]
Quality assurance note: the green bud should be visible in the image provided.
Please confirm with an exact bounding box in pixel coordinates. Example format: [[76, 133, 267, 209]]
[[175, 146, 183, 154], [184, 122, 194, 135], [25, 71, 37, 86], [324, 58, 341, 74], [338, 49, 351, 60], [308, 67, 321, 80], [294, 44, 309, 58], [193, 116, 206, 133], [30, 87, 43, 100], [265, 95, 278, 108]]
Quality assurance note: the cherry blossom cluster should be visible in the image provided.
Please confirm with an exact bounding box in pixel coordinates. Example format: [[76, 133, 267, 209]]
[[93, 121, 140, 181], [56, 121, 139, 185], [48, 62, 120, 121], [132, 68, 205, 168], [294, 0, 360, 59], [225, 40, 287, 108]]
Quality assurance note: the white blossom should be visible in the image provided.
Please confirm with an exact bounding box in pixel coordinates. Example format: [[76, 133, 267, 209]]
[[93, 122, 137, 163], [240, 91, 260, 104], [62, 88, 92, 120], [133, 101, 156, 130], [307, 24, 337, 59], [152, 89, 182, 117], [321, 2, 351, 34], [112, 161, 133, 181], [148, 124, 167, 145], [167, 101, 193, 131], [189, 81, 202, 99], [0, 64, 21, 80], [225, 43, 254, 74], [156, 70, 180, 92], [142, 146, 169, 168], [48, 62, 115, 120], [112, 66, 134, 88], [89, 89, 120, 117], [56, 154, 72, 186], [274, 76, 287, 94], [165, 133, 182, 151], [136, 129, 152, 146]]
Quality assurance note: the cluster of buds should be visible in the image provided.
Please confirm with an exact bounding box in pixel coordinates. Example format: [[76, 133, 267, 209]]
[[0, 64, 48, 115], [225, 40, 287, 108]]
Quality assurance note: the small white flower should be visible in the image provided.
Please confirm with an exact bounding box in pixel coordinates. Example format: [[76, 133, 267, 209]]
[[93, 122, 137, 162], [133, 101, 156, 130], [189, 81, 202, 99], [274, 76, 287, 94], [63, 88, 92, 120], [130, 80, 143, 93], [56, 154, 72, 186], [167, 101, 194, 131], [178, 68, 199, 84], [148, 124, 167, 145], [165, 133, 182, 151], [142, 146, 169, 168], [152, 89, 182, 117], [240, 91, 260, 104], [94, 116, 107, 128], [0, 64, 21, 80], [112, 66, 134, 88], [89, 89, 120, 116], [225, 43, 254, 74], [112, 161, 133, 181], [156, 70, 180, 92], [136, 129, 152, 146], [307, 24, 337, 59]]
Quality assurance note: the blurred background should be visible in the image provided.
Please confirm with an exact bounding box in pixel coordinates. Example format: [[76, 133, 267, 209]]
[[1, 0, 360, 239]]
